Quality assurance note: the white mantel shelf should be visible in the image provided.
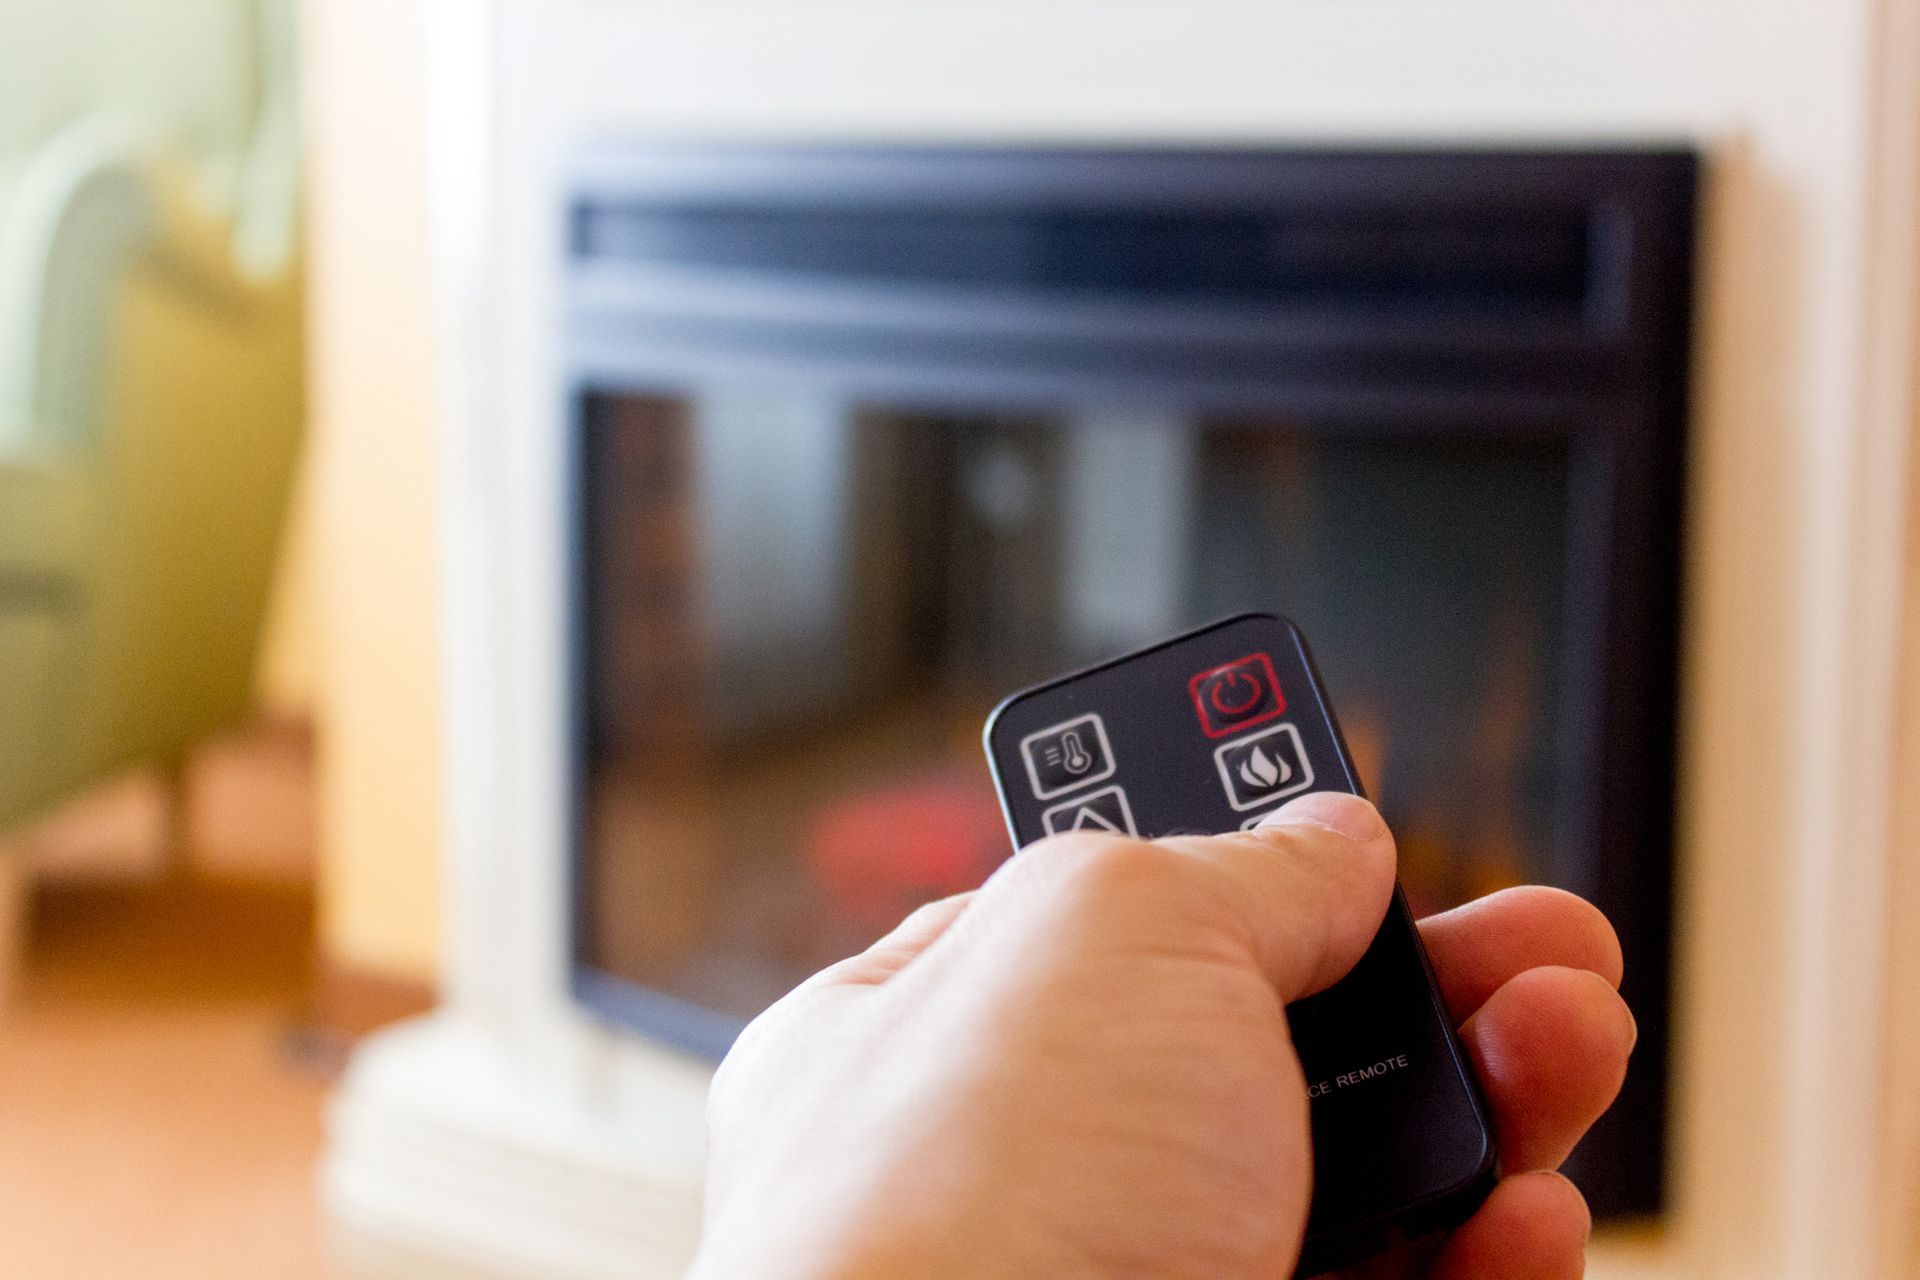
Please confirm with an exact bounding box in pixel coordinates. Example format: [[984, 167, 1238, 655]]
[[323, 3, 1920, 1279]]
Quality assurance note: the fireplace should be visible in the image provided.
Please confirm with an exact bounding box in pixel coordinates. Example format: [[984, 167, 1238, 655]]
[[563, 146, 1696, 1220]]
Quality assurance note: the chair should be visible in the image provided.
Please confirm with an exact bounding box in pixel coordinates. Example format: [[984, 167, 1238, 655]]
[[0, 0, 303, 985]]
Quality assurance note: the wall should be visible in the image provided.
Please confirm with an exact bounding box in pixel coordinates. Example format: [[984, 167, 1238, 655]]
[[1881, 261, 1920, 1277], [303, 0, 442, 984], [256, 458, 320, 719]]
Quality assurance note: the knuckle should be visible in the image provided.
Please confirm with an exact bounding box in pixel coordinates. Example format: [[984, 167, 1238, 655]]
[[1018, 831, 1181, 902]]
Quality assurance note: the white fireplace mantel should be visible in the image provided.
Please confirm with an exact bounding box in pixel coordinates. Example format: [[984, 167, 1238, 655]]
[[323, 4, 1920, 1278]]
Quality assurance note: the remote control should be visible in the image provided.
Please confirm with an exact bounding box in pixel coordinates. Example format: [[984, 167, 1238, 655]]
[[982, 613, 1497, 1275]]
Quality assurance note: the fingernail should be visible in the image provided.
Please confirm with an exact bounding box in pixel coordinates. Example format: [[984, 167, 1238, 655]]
[[1624, 1002, 1640, 1054], [1258, 792, 1385, 842]]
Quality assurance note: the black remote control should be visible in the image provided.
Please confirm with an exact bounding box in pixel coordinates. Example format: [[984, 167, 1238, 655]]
[[982, 613, 1497, 1276]]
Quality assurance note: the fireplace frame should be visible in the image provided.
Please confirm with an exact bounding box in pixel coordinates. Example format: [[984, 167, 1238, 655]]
[[560, 145, 1697, 1220]]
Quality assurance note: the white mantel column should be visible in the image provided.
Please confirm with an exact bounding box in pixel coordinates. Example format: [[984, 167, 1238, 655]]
[[319, 1, 713, 1276]]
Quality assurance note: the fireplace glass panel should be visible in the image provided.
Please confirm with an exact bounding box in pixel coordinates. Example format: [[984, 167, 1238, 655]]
[[566, 143, 1694, 1224], [579, 390, 1571, 1022]]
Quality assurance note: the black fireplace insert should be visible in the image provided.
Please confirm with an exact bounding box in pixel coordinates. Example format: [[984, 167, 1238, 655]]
[[562, 145, 1696, 1220]]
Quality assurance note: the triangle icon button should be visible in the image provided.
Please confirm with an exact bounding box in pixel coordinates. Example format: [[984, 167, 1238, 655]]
[[1071, 807, 1123, 833], [1040, 785, 1138, 838]]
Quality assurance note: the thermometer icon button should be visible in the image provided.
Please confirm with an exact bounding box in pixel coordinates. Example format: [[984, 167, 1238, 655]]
[[1019, 714, 1117, 800], [1059, 731, 1094, 775]]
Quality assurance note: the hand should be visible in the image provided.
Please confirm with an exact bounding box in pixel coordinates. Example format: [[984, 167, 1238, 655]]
[[689, 792, 1633, 1280]]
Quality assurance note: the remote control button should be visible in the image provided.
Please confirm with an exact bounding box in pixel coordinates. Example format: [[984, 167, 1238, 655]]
[[1213, 723, 1315, 811], [1188, 653, 1287, 739], [1041, 785, 1138, 838], [1020, 713, 1117, 800], [1239, 808, 1283, 831]]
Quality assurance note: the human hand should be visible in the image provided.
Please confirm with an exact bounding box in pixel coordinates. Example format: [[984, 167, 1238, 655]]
[[688, 791, 1633, 1280]]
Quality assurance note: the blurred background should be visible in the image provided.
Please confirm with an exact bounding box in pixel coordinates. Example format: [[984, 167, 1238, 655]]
[[1, 2, 1918, 1279]]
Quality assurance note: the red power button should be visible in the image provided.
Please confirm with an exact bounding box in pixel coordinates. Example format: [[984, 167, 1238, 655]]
[[1188, 652, 1286, 738]]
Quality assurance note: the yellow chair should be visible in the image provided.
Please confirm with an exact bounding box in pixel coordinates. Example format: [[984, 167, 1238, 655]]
[[0, 0, 302, 833]]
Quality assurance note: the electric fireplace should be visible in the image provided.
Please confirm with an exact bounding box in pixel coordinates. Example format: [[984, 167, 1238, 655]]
[[563, 146, 1696, 1220]]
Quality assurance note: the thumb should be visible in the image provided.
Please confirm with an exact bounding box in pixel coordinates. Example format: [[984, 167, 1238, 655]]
[[1158, 791, 1398, 1001]]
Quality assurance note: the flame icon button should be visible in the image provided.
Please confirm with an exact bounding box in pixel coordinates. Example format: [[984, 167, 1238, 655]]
[[1213, 723, 1314, 811], [1239, 742, 1291, 790]]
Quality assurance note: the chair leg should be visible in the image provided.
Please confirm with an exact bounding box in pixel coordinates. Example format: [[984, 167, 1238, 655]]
[[0, 851, 29, 1013]]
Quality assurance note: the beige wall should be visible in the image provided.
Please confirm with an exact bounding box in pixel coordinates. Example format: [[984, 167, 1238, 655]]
[[303, 0, 441, 983], [255, 454, 321, 719]]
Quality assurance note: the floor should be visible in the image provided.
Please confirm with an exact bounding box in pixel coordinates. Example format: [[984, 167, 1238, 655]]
[[0, 731, 342, 1279]]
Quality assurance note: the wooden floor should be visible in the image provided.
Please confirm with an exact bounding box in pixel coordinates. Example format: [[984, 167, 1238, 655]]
[[0, 878, 339, 1279]]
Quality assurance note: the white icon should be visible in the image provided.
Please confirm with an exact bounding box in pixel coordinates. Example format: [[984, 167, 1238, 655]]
[[1041, 785, 1138, 838], [1238, 741, 1293, 790], [1052, 731, 1095, 775], [1020, 714, 1117, 800], [1213, 723, 1314, 812], [1068, 806, 1122, 832]]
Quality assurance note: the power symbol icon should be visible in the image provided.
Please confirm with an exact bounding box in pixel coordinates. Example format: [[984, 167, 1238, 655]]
[[1189, 652, 1287, 738], [1209, 672, 1263, 716]]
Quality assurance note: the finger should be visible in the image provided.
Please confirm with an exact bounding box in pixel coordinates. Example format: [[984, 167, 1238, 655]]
[[1419, 886, 1623, 1022], [804, 892, 976, 989], [1149, 791, 1398, 1000], [1462, 965, 1636, 1172], [1426, 1170, 1591, 1280]]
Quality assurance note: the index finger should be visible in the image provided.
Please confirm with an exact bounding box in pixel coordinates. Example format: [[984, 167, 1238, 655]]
[[1417, 886, 1623, 1023]]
